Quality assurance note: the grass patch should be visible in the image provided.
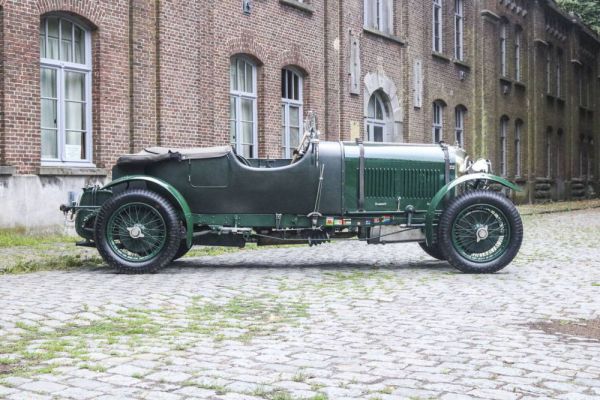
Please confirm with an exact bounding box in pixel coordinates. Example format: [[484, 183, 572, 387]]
[[1, 254, 103, 275], [0, 228, 73, 249]]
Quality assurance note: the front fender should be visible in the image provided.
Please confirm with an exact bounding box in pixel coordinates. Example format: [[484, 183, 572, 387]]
[[103, 176, 194, 248], [424, 173, 522, 246]]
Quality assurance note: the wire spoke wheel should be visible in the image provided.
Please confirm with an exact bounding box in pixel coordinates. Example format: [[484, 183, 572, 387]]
[[438, 190, 523, 273], [95, 189, 182, 273], [451, 204, 510, 263], [107, 202, 167, 262]]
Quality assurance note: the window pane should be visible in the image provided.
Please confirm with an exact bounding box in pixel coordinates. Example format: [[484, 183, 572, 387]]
[[61, 19, 73, 62], [47, 17, 59, 60], [281, 70, 287, 98], [41, 99, 57, 128], [41, 129, 58, 159], [241, 98, 253, 122], [241, 144, 252, 158], [40, 21, 47, 59], [289, 106, 300, 128], [374, 126, 383, 142], [242, 122, 253, 144], [290, 127, 300, 148], [375, 98, 383, 120], [66, 102, 85, 130], [65, 130, 85, 160], [41, 68, 57, 98], [65, 71, 85, 101], [368, 97, 375, 118], [230, 60, 237, 92], [74, 26, 85, 64], [237, 60, 245, 92], [245, 62, 253, 94]]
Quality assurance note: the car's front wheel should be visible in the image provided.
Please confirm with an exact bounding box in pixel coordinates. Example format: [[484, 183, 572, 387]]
[[438, 190, 523, 273], [94, 189, 181, 273]]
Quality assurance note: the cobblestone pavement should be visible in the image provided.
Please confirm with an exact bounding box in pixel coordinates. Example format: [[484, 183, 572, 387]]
[[0, 209, 599, 400]]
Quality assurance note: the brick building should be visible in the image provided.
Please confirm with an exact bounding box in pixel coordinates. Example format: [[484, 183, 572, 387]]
[[0, 0, 598, 229]]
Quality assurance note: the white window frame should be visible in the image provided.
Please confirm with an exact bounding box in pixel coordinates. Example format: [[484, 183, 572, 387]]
[[229, 56, 258, 158], [500, 118, 508, 177], [281, 68, 303, 159], [500, 22, 508, 77], [433, 0, 443, 53], [364, 0, 392, 34], [514, 29, 522, 81], [432, 102, 443, 143], [366, 92, 389, 142], [454, 0, 464, 61], [40, 16, 93, 166], [454, 107, 465, 147], [515, 121, 522, 177]]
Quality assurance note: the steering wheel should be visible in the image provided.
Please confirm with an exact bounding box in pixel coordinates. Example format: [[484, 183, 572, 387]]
[[236, 154, 251, 166], [291, 132, 310, 164]]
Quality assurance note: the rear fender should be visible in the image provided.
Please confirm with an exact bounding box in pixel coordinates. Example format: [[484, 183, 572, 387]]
[[103, 176, 194, 247], [424, 173, 522, 246]]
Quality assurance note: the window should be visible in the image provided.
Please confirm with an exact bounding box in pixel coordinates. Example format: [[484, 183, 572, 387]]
[[546, 47, 552, 94], [454, 106, 465, 147], [432, 101, 444, 143], [230, 56, 258, 158], [365, 0, 392, 34], [556, 49, 562, 98], [514, 120, 522, 177], [578, 66, 584, 106], [588, 136, 594, 178], [454, 0, 464, 60], [499, 117, 508, 176], [40, 16, 92, 164], [545, 129, 552, 178], [500, 22, 508, 77], [281, 68, 303, 159], [514, 28, 522, 81], [433, 0, 443, 53], [579, 135, 586, 177], [366, 92, 389, 142], [556, 129, 563, 179]]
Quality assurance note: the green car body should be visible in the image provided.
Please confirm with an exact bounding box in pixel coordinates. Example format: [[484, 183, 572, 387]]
[[64, 136, 523, 274]]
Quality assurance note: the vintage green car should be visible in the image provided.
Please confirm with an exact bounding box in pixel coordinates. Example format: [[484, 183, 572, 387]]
[[62, 120, 523, 274]]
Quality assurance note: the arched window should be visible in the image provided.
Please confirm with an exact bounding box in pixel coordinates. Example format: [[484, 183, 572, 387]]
[[546, 46, 552, 95], [514, 120, 523, 177], [432, 101, 444, 143], [514, 27, 522, 81], [500, 20, 508, 77], [454, 106, 466, 147], [588, 136, 594, 179], [281, 68, 303, 158], [40, 15, 92, 164], [366, 91, 390, 142], [556, 129, 564, 179], [556, 49, 563, 98], [454, 0, 464, 60], [499, 117, 508, 176], [432, 0, 443, 53], [230, 56, 257, 158]]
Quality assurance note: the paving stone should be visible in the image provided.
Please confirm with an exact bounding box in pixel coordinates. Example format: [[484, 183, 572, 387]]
[[18, 381, 68, 394]]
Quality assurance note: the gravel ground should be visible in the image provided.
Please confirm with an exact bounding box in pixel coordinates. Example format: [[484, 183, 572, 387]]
[[0, 208, 599, 399]]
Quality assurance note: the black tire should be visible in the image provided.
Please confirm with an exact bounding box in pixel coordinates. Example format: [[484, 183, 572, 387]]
[[94, 189, 182, 273], [438, 190, 523, 273], [173, 240, 192, 261], [418, 242, 446, 261]]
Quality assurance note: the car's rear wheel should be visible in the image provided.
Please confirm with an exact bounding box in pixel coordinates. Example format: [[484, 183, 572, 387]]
[[418, 242, 446, 261], [438, 190, 523, 273], [94, 189, 181, 273]]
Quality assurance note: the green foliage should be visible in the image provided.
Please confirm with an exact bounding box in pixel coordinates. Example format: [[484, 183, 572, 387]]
[[0, 228, 73, 248], [557, 0, 600, 33]]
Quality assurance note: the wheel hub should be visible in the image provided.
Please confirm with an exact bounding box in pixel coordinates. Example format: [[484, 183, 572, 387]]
[[127, 225, 145, 239], [476, 225, 488, 242]]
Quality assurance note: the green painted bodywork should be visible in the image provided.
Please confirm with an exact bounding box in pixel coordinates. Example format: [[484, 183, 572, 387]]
[[424, 173, 522, 245], [72, 140, 521, 246]]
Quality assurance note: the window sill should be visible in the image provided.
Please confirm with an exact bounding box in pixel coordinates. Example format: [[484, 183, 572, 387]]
[[556, 97, 566, 104], [514, 80, 526, 89], [363, 27, 405, 45], [0, 166, 16, 176], [453, 59, 471, 69], [37, 166, 108, 176], [545, 93, 555, 101], [499, 76, 513, 85], [279, 0, 314, 14], [432, 52, 451, 62]]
